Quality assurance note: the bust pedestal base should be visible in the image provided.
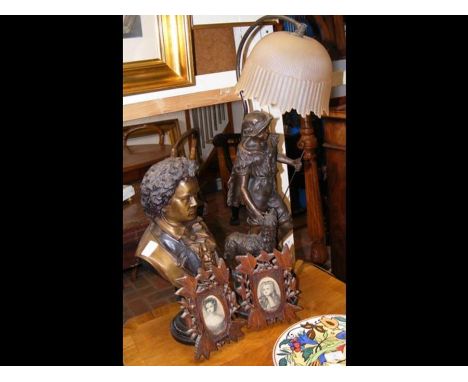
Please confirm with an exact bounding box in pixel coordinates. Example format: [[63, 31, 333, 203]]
[[170, 311, 196, 346]]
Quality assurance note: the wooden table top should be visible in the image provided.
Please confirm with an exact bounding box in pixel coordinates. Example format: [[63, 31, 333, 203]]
[[123, 144, 173, 173], [123, 261, 346, 366]]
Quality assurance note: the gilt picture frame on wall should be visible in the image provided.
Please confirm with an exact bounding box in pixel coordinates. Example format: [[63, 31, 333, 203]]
[[123, 15, 195, 96]]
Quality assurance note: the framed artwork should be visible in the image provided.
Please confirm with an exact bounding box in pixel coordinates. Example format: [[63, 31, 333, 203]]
[[175, 259, 245, 361], [123, 15, 143, 39], [235, 246, 302, 330], [123, 15, 195, 96]]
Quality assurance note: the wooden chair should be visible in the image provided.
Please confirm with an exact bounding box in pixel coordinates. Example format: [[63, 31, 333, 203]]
[[123, 124, 166, 145], [170, 128, 200, 162], [212, 133, 242, 225], [124, 119, 185, 153], [123, 120, 181, 184], [170, 128, 211, 219]]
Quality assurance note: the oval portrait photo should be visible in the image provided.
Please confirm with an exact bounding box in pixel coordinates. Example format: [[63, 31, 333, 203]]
[[257, 277, 281, 312], [201, 295, 226, 335]]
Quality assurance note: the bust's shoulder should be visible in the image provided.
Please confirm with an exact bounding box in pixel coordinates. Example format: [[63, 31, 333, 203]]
[[135, 222, 171, 259]]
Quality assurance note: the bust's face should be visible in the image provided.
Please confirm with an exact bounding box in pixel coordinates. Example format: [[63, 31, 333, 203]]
[[163, 177, 199, 223]]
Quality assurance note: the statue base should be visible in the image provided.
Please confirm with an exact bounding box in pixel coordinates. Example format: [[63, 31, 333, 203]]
[[170, 311, 196, 346]]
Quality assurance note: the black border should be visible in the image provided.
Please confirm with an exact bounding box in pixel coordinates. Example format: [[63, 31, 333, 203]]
[[346, 15, 468, 366], [1, 16, 123, 365]]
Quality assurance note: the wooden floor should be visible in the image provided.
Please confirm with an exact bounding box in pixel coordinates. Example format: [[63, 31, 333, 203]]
[[123, 190, 331, 323], [123, 261, 345, 366]]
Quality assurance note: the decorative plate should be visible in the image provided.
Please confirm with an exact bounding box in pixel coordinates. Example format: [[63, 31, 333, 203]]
[[272, 314, 346, 366]]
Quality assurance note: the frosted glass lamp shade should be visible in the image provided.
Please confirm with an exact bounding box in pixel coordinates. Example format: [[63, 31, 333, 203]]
[[235, 31, 333, 118]]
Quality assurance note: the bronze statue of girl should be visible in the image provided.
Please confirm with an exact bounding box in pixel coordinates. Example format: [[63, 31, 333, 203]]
[[227, 111, 302, 241]]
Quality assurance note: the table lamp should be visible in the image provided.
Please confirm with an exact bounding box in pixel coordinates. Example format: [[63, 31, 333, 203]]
[[235, 15, 333, 264]]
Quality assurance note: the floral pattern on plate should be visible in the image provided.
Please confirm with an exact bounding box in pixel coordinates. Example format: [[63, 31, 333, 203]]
[[272, 314, 346, 366]]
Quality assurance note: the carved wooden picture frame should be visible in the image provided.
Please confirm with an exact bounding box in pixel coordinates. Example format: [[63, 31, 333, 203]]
[[175, 259, 245, 361], [235, 245, 302, 330]]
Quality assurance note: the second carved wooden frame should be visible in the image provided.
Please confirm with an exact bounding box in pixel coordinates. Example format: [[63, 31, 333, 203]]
[[235, 245, 302, 330]]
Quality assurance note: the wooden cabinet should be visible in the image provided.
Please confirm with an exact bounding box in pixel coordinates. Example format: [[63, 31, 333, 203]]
[[322, 107, 346, 282]]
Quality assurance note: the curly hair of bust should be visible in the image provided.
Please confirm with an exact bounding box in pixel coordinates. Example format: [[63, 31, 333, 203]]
[[140, 157, 198, 219]]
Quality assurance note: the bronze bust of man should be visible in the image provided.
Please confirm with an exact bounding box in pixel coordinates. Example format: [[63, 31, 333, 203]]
[[227, 111, 302, 241], [135, 156, 220, 344]]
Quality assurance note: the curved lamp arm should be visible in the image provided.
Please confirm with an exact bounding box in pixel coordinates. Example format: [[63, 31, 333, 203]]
[[236, 15, 307, 115]]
